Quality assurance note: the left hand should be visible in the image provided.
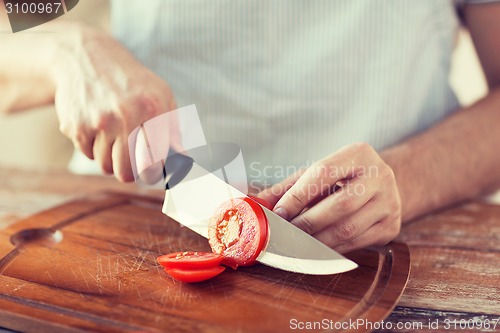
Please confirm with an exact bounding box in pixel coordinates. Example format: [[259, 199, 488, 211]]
[[258, 143, 402, 253], [51, 24, 182, 182]]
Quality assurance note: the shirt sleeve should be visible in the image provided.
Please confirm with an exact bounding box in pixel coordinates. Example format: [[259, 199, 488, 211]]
[[455, 0, 500, 21], [456, 0, 500, 6]]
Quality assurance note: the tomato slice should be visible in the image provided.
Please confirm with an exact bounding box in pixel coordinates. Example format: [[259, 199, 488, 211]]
[[164, 266, 225, 283], [248, 195, 274, 210], [157, 251, 223, 270], [208, 197, 269, 269]]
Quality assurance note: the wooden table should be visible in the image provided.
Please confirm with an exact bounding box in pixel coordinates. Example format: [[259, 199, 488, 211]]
[[0, 167, 499, 333]]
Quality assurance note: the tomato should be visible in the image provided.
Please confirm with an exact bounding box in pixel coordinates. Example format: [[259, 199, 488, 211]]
[[164, 266, 225, 283], [157, 252, 225, 283], [157, 251, 223, 270], [208, 197, 269, 269], [247, 195, 274, 210]]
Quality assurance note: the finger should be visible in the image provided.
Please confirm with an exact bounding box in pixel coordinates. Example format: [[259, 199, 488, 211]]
[[93, 131, 114, 175], [127, 126, 140, 180], [73, 126, 96, 160], [134, 124, 165, 184], [312, 199, 387, 247], [257, 168, 307, 210], [112, 135, 134, 182], [289, 177, 377, 234], [332, 217, 401, 254], [273, 144, 369, 220], [135, 111, 176, 185]]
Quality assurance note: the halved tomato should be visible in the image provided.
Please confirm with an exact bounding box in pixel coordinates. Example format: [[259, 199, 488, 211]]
[[248, 195, 274, 210], [164, 266, 225, 283], [208, 197, 269, 269], [157, 251, 223, 270]]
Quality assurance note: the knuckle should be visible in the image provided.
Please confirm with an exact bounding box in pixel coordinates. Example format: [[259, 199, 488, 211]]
[[96, 113, 116, 131], [293, 215, 315, 234], [307, 162, 329, 182], [134, 93, 162, 118], [335, 222, 357, 242], [336, 193, 356, 214], [287, 190, 307, 208], [380, 164, 396, 182], [352, 142, 373, 154]]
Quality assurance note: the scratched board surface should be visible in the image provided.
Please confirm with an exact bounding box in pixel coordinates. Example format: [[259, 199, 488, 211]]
[[0, 192, 410, 333]]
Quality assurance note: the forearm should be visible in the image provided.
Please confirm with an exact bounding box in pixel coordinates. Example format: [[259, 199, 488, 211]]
[[0, 32, 57, 113], [382, 88, 500, 222], [0, 7, 79, 113]]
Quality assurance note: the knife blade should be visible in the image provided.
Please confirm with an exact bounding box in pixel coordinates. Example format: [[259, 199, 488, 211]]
[[161, 153, 358, 275]]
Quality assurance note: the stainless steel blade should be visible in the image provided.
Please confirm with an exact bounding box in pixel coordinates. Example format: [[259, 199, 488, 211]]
[[162, 162, 247, 238], [256, 208, 358, 275], [162, 162, 358, 275]]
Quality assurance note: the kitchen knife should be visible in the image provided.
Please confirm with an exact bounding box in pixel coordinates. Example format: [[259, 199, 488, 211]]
[[161, 152, 358, 275]]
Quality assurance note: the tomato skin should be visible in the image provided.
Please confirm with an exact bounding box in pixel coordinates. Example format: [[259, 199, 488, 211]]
[[208, 197, 269, 269], [241, 197, 269, 265], [164, 266, 225, 283], [157, 251, 223, 270], [248, 195, 274, 210]]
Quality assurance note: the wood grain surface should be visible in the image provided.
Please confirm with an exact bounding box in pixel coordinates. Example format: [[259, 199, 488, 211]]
[[0, 191, 410, 333], [1, 167, 499, 333], [383, 202, 500, 333]]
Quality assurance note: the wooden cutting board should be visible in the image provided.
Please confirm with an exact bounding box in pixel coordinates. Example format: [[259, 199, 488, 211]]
[[0, 192, 410, 333]]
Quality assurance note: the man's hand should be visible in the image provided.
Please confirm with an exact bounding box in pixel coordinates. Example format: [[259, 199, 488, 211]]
[[258, 143, 402, 253], [51, 25, 181, 182]]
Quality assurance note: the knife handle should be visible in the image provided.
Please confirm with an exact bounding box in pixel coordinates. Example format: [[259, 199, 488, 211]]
[[164, 150, 194, 190]]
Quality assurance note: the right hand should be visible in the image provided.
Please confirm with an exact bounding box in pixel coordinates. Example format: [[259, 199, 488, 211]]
[[51, 24, 182, 182]]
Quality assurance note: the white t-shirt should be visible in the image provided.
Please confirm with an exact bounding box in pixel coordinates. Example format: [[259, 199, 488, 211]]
[[71, 0, 494, 186]]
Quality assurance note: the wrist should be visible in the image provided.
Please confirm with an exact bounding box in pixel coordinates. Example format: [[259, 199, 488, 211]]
[[381, 143, 424, 223], [48, 22, 90, 85], [0, 25, 69, 112]]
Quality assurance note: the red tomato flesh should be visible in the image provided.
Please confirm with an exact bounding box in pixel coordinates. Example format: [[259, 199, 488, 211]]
[[208, 197, 269, 269], [157, 251, 223, 270], [164, 266, 225, 283]]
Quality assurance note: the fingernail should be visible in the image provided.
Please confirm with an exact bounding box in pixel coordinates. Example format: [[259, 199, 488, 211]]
[[274, 207, 288, 220]]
